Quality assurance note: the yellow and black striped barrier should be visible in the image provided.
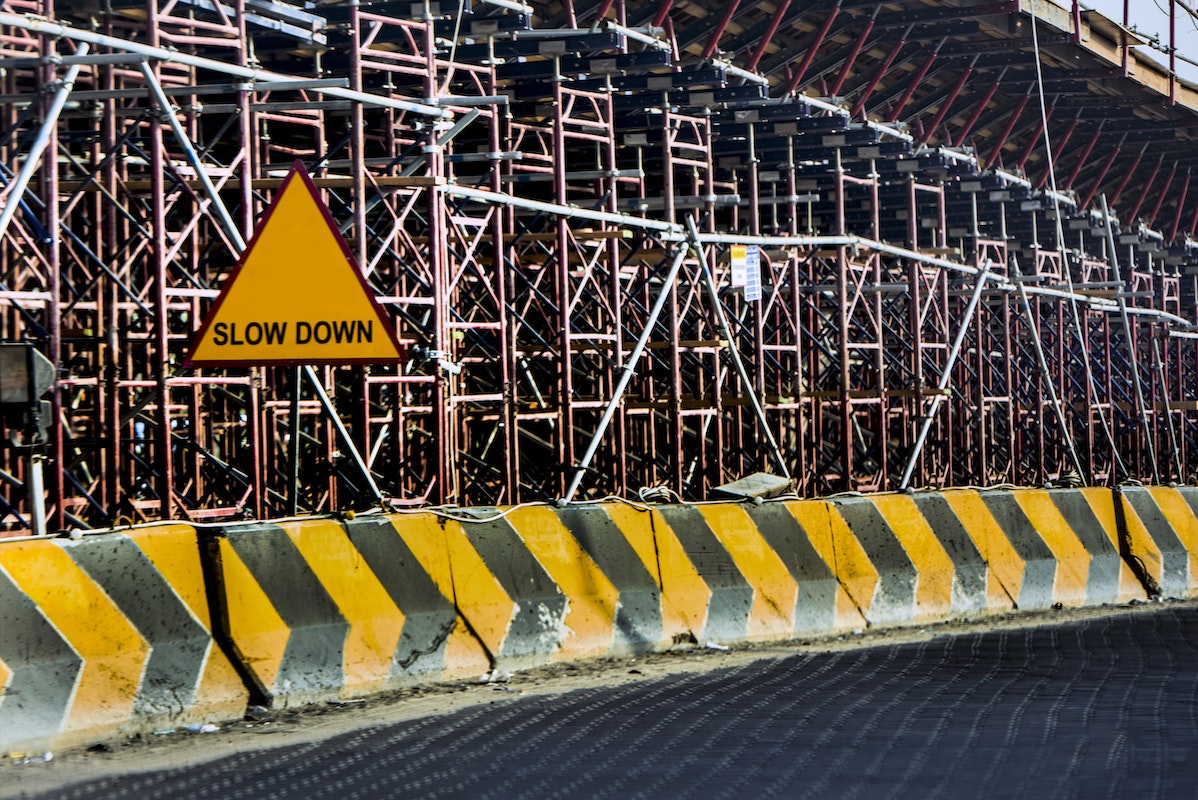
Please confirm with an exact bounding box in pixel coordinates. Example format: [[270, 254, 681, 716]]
[[968, 488, 1144, 609], [0, 526, 247, 753], [2, 486, 1195, 753], [1116, 486, 1198, 598], [203, 517, 489, 708]]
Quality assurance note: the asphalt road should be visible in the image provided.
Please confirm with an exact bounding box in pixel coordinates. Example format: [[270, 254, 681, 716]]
[[5, 604, 1197, 799]]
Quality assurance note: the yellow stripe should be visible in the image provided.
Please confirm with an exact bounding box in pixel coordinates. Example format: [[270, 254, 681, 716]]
[[603, 504, 694, 642], [1011, 490, 1090, 607], [941, 491, 1019, 611], [696, 504, 797, 640], [0, 542, 146, 734], [1117, 493, 1166, 592], [383, 514, 455, 597], [132, 525, 213, 627], [218, 537, 288, 694], [1076, 488, 1145, 603], [1147, 487, 1198, 596], [786, 500, 877, 622], [834, 587, 867, 630], [440, 517, 516, 659], [131, 527, 248, 715], [379, 514, 490, 678], [870, 494, 955, 620], [645, 508, 713, 640], [0, 655, 11, 698], [282, 519, 404, 696], [507, 506, 620, 659]]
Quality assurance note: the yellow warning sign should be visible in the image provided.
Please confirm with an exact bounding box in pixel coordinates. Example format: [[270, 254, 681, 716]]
[[185, 161, 404, 367]]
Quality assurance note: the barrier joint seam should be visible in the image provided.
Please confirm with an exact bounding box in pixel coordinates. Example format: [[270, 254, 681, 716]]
[[1111, 486, 1162, 599], [196, 529, 271, 708], [439, 521, 498, 671]]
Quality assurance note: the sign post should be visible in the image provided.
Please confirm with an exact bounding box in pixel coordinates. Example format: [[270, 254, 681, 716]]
[[0, 342, 56, 534]]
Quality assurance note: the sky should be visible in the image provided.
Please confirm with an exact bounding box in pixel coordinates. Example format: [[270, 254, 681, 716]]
[[1076, 0, 1198, 83]]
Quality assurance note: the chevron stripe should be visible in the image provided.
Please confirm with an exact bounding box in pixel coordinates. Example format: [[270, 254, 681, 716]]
[[0, 565, 82, 752], [2, 540, 148, 738], [0, 529, 246, 754], [866, 494, 957, 622], [598, 504, 696, 646], [693, 503, 797, 641], [502, 506, 621, 659], [1005, 490, 1092, 607], [910, 493, 996, 615], [346, 515, 488, 680], [129, 526, 247, 717], [978, 492, 1059, 610], [63, 534, 209, 716], [278, 518, 403, 697], [938, 491, 1022, 611], [784, 499, 877, 625], [1152, 487, 1198, 597], [656, 506, 754, 644], [1048, 489, 1144, 605], [832, 497, 920, 625], [1119, 487, 1197, 597], [555, 505, 666, 654], [746, 502, 864, 635], [448, 509, 569, 667], [215, 523, 349, 707]]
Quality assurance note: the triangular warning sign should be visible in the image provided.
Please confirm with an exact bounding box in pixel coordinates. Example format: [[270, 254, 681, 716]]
[[185, 161, 404, 368]]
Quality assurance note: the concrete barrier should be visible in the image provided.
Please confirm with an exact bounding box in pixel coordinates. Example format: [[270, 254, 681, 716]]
[[653, 505, 768, 644], [1045, 488, 1144, 605], [965, 488, 1147, 609], [746, 501, 868, 635], [1116, 486, 1198, 598], [909, 491, 1010, 615], [829, 494, 958, 625], [342, 515, 491, 681], [772, 499, 879, 628], [975, 490, 1082, 610], [0, 526, 247, 753], [554, 504, 685, 653], [204, 517, 489, 708], [437, 508, 573, 670], [3, 485, 1195, 751]]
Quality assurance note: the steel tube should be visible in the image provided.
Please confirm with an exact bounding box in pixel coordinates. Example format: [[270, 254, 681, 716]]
[[0, 13, 450, 119], [0, 44, 88, 243], [686, 216, 791, 479], [562, 244, 690, 504], [899, 259, 995, 489], [139, 62, 247, 252]]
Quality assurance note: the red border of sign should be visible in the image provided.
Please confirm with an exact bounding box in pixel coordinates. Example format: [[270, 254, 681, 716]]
[[183, 160, 405, 368]]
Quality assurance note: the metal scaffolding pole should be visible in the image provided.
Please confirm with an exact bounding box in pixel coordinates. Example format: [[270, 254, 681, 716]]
[[563, 243, 690, 503], [685, 215, 790, 480], [0, 43, 88, 242]]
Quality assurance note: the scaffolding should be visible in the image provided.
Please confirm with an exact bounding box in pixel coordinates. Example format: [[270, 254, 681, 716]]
[[1, 0, 1196, 533]]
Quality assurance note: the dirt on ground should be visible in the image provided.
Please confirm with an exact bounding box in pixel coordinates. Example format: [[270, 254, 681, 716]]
[[2, 598, 1193, 799]]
